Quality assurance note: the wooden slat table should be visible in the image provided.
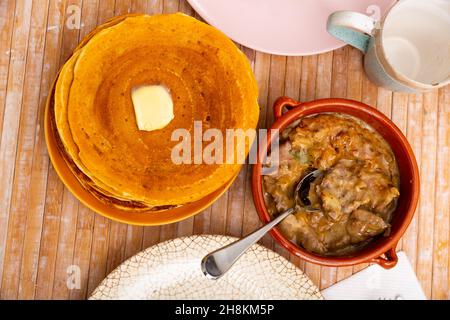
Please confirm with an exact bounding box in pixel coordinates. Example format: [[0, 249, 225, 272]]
[[0, 0, 448, 300]]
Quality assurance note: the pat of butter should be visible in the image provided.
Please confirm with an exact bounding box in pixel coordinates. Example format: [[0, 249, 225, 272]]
[[131, 85, 174, 131]]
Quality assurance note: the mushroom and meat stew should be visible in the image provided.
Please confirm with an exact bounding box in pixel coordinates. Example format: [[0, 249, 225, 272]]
[[263, 114, 400, 256]]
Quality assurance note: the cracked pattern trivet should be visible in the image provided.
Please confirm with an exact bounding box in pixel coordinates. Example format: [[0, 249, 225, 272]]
[[90, 235, 323, 300]]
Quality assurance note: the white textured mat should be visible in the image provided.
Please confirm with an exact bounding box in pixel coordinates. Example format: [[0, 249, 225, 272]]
[[322, 251, 426, 300]]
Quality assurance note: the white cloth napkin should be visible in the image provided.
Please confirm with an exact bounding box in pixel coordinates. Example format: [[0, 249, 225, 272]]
[[321, 251, 426, 300]]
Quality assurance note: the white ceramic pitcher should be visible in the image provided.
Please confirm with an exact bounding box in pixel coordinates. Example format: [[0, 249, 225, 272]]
[[327, 0, 450, 92]]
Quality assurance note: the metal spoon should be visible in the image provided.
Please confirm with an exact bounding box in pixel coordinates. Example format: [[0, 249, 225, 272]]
[[201, 169, 322, 279]]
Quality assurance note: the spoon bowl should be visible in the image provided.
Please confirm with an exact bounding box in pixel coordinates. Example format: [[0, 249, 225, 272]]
[[296, 169, 323, 212]]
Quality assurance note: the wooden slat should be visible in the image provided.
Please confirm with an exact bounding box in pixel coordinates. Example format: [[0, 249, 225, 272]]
[[209, 192, 229, 236], [86, 215, 110, 296], [345, 48, 363, 101], [432, 86, 449, 299], [131, 0, 147, 13], [226, 167, 247, 238], [18, 0, 66, 300], [115, 0, 132, 15], [377, 87, 393, 118], [97, 0, 116, 24], [330, 46, 348, 99], [361, 72, 378, 107], [1, 0, 49, 300], [391, 93, 409, 135], [105, 221, 128, 275], [402, 93, 424, 272], [159, 222, 178, 242], [177, 216, 195, 238], [416, 91, 439, 298], [51, 190, 78, 299], [147, 0, 163, 15], [69, 205, 94, 300], [284, 56, 302, 100], [163, 0, 179, 13], [35, 169, 65, 299], [142, 226, 161, 249], [49, 0, 84, 300], [299, 55, 318, 103], [390, 92, 409, 253], [0, 0, 16, 139], [315, 52, 333, 99], [266, 55, 286, 126], [0, 0, 34, 299], [34, 0, 75, 299], [80, 1, 101, 38], [193, 209, 211, 235], [124, 223, 144, 259]]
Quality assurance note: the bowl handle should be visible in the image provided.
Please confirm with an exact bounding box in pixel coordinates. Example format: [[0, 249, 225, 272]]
[[273, 97, 302, 120], [371, 245, 398, 269]]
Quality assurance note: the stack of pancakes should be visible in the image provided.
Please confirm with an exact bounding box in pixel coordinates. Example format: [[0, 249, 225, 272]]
[[51, 13, 259, 211]]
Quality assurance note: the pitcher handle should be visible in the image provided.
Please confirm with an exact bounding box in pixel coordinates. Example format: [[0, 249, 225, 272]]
[[327, 11, 377, 53]]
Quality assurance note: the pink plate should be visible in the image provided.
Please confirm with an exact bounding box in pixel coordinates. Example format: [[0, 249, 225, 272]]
[[187, 0, 396, 56]]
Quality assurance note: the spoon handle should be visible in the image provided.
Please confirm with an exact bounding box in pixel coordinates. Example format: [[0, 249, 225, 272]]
[[201, 208, 294, 279]]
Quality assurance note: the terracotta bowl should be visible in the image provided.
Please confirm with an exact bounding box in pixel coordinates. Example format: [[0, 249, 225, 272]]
[[252, 97, 420, 269], [44, 84, 237, 227]]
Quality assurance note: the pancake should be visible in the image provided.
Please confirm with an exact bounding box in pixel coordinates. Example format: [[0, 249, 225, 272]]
[[54, 13, 259, 207], [55, 47, 148, 205], [74, 14, 141, 52], [51, 83, 171, 211], [56, 14, 175, 209]]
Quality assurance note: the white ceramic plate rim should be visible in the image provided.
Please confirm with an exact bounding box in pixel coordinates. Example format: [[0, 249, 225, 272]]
[[90, 235, 323, 300]]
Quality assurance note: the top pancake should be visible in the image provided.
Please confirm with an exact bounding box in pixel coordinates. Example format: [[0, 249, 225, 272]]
[[55, 13, 259, 206]]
